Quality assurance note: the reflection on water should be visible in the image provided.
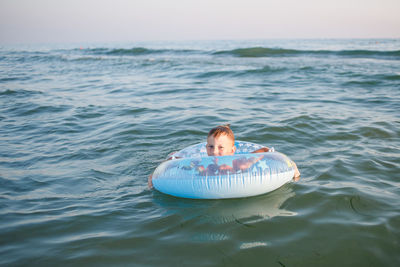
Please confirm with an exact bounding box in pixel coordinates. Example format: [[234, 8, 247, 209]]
[[240, 242, 268, 249], [154, 184, 296, 242], [202, 184, 296, 225]]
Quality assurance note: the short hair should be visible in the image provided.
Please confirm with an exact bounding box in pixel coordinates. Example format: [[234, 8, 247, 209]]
[[207, 124, 235, 143]]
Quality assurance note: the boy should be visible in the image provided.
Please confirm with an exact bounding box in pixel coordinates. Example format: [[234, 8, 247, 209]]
[[148, 125, 300, 188], [206, 125, 300, 179]]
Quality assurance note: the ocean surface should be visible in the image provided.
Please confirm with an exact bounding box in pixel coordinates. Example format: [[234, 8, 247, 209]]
[[1, 39, 399, 266]]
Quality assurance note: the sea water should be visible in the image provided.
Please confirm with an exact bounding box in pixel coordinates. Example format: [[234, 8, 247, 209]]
[[1, 39, 399, 266]]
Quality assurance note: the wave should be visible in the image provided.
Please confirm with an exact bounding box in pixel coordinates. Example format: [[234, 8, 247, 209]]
[[84, 47, 200, 56], [105, 47, 165, 55], [213, 47, 300, 57], [195, 65, 287, 79], [86, 46, 400, 59], [0, 89, 42, 97], [5, 46, 399, 66], [213, 47, 400, 59]]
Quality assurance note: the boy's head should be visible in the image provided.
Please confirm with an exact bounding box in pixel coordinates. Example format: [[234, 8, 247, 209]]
[[206, 125, 236, 156]]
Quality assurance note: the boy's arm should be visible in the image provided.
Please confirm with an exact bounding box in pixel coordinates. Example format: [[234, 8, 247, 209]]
[[292, 161, 300, 181], [148, 173, 153, 189], [251, 147, 270, 153], [149, 152, 182, 189], [252, 147, 300, 180]]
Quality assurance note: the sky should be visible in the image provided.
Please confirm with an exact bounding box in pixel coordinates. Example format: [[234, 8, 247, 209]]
[[0, 0, 399, 44]]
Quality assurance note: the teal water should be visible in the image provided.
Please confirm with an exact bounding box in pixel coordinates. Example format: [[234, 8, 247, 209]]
[[1, 39, 399, 266]]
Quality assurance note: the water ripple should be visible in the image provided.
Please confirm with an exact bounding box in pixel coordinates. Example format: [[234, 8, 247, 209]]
[[1, 39, 399, 266]]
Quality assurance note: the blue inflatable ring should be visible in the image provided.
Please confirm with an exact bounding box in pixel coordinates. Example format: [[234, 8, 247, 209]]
[[152, 141, 295, 199]]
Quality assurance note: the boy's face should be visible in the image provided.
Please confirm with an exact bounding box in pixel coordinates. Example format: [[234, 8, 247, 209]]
[[206, 134, 236, 156]]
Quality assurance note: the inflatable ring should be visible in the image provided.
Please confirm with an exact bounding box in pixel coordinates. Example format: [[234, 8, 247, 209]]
[[152, 141, 295, 199]]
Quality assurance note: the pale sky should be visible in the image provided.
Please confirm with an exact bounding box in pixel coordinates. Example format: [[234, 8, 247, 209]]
[[0, 0, 399, 44]]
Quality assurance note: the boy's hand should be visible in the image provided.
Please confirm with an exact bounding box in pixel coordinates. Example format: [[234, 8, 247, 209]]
[[292, 161, 300, 181], [148, 174, 153, 189], [252, 147, 269, 153]]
